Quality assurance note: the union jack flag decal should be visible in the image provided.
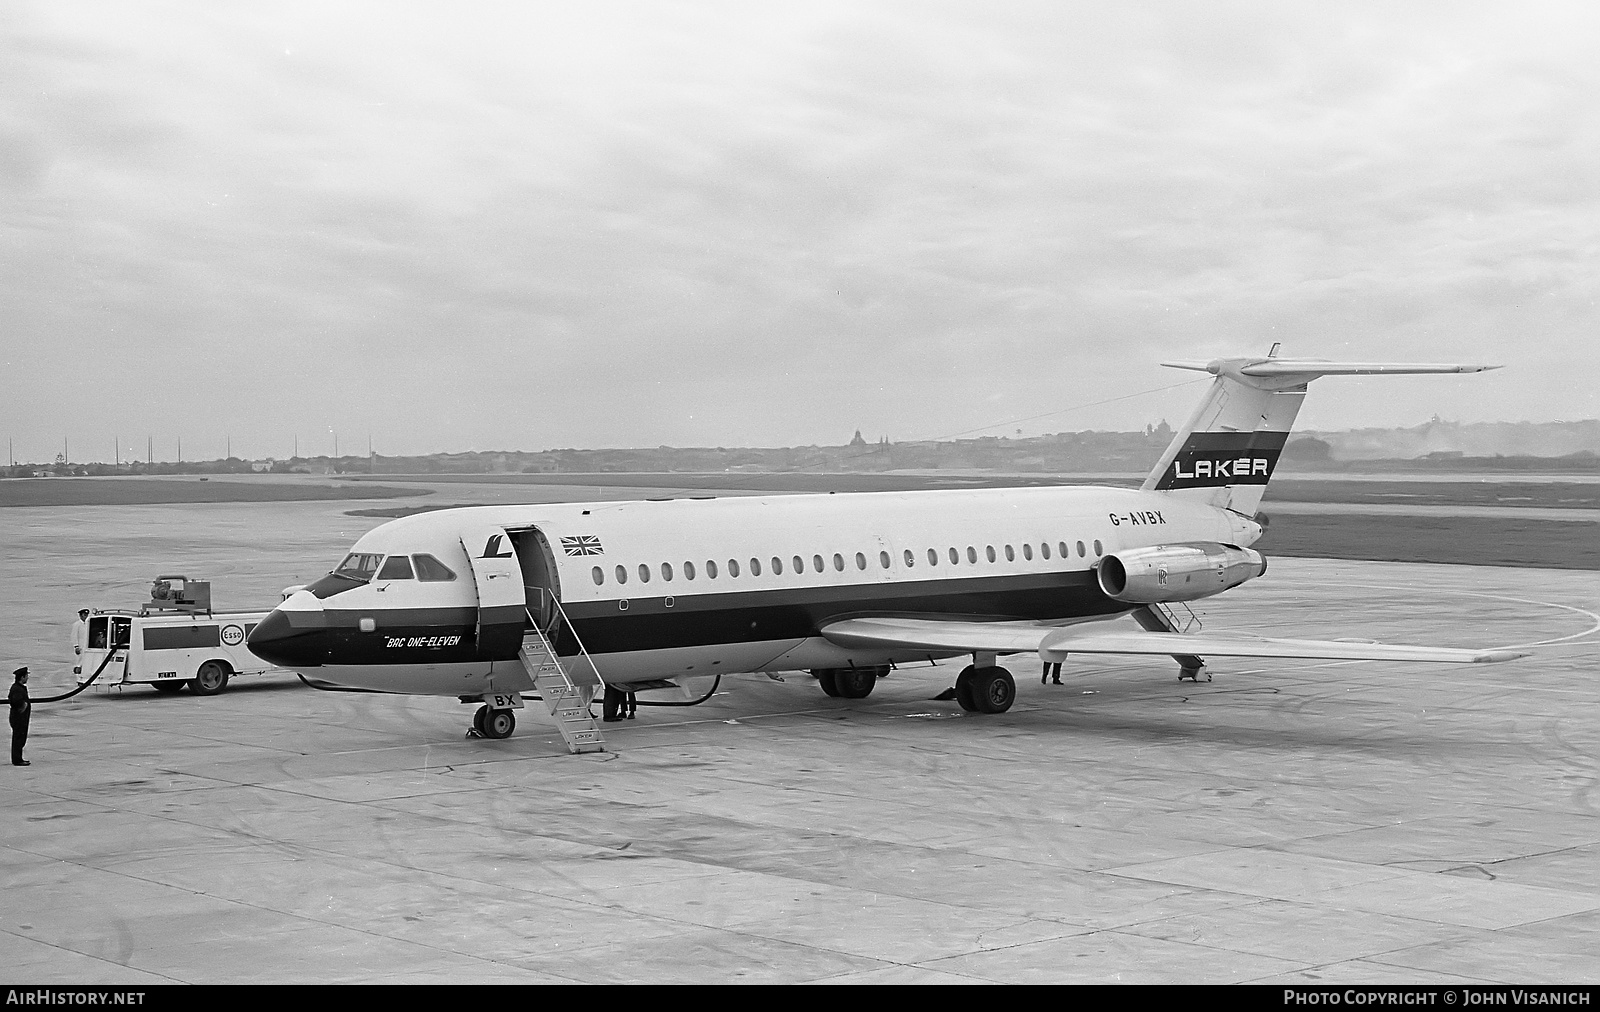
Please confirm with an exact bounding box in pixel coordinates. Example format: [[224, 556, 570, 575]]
[[561, 535, 604, 556]]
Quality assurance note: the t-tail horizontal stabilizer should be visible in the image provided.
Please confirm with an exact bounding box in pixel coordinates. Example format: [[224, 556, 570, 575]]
[[1143, 353, 1499, 517]]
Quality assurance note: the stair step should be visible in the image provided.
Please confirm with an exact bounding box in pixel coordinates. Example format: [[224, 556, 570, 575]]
[[518, 623, 606, 756]]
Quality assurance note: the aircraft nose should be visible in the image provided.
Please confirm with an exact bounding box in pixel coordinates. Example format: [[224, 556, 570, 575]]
[[248, 594, 328, 669]]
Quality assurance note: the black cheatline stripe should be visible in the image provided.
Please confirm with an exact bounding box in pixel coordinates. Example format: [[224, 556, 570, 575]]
[[553, 571, 1118, 657], [315, 572, 1121, 663]]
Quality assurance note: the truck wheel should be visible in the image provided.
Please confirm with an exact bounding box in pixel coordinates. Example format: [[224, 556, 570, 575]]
[[191, 661, 231, 696], [152, 681, 185, 694]]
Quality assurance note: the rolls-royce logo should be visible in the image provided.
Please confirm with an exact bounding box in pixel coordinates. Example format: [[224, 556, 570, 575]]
[[561, 535, 604, 556]]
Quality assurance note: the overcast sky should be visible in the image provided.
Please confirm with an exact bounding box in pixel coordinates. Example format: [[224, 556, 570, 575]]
[[3, 1, 1597, 462]]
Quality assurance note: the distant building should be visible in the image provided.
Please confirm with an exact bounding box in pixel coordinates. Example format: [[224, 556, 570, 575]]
[[849, 429, 867, 447]]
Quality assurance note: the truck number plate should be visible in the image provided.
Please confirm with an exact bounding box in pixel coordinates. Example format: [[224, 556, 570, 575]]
[[157, 671, 178, 679]]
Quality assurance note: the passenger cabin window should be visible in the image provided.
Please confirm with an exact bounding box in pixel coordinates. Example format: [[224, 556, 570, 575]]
[[903, 550, 915, 567], [706, 560, 719, 579], [833, 553, 844, 572], [772, 557, 784, 575], [750, 558, 762, 576], [967, 546, 977, 564], [1041, 542, 1051, 560], [638, 564, 652, 583], [377, 555, 415, 580], [1059, 541, 1070, 558], [880, 551, 890, 569], [1077, 541, 1087, 557], [1004, 545, 1015, 562], [985, 545, 996, 563], [615, 565, 629, 584], [1022, 544, 1033, 561], [661, 562, 674, 581], [808, 554, 819, 573], [684, 561, 696, 580], [728, 559, 740, 577], [1093, 539, 1103, 556], [592, 567, 604, 586], [413, 555, 457, 582], [855, 552, 866, 570], [793, 555, 804, 574], [927, 548, 938, 565], [949, 547, 959, 564]]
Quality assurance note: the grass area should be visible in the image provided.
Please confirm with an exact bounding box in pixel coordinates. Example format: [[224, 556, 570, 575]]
[[0, 478, 431, 507], [348, 502, 483, 518], [348, 471, 1600, 508], [1255, 514, 1600, 570], [1266, 480, 1600, 509]]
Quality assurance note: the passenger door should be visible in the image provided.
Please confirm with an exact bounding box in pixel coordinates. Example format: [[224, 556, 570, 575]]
[[461, 528, 527, 660]]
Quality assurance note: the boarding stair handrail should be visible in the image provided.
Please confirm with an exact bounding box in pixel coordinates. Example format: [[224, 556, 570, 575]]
[[1154, 600, 1202, 635], [550, 597, 606, 690]]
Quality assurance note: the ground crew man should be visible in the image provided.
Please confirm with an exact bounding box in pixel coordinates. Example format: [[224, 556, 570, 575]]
[[10, 666, 31, 766]]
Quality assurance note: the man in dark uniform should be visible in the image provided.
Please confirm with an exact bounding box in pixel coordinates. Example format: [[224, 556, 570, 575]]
[[10, 666, 31, 766]]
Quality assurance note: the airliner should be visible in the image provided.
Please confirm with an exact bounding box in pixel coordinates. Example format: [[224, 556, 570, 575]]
[[249, 351, 1527, 741]]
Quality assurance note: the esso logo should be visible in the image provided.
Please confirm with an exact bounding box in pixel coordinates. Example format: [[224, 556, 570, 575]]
[[220, 624, 246, 647]]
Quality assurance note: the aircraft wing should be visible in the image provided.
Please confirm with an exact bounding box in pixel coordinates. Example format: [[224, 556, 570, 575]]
[[820, 617, 1528, 665]]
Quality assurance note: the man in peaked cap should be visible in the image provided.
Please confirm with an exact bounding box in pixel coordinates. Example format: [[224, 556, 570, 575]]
[[10, 666, 30, 766]]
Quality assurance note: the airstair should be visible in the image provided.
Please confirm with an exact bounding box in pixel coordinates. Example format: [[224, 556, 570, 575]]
[[1132, 602, 1210, 682], [518, 606, 607, 754], [1145, 601, 1201, 635]]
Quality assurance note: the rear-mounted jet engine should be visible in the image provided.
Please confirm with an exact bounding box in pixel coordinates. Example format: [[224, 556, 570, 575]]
[[1096, 542, 1265, 604]]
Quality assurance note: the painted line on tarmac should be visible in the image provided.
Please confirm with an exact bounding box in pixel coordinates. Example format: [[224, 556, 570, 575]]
[[1338, 581, 1600, 651]]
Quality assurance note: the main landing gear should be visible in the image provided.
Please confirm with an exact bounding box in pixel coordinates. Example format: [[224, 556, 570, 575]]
[[815, 666, 887, 699], [953, 664, 1016, 714], [472, 705, 516, 740]]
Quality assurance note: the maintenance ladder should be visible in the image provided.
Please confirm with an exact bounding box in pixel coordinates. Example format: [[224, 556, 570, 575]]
[[518, 613, 606, 754]]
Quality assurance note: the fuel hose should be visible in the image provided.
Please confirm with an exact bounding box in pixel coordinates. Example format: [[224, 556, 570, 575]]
[[30, 648, 118, 704]]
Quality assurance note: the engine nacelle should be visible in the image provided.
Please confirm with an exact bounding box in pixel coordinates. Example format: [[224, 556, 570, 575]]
[[1096, 542, 1265, 604]]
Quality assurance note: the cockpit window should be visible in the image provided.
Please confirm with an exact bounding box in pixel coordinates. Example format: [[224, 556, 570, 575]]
[[377, 555, 415, 580], [335, 553, 384, 581], [413, 554, 457, 582], [304, 551, 386, 599]]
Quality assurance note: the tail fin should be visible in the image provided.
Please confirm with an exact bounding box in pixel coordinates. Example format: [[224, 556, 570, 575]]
[[1141, 349, 1498, 517]]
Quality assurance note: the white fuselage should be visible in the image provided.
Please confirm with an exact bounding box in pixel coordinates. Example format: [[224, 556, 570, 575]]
[[248, 485, 1261, 695]]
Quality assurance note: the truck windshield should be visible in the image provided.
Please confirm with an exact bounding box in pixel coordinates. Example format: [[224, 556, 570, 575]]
[[88, 617, 108, 650]]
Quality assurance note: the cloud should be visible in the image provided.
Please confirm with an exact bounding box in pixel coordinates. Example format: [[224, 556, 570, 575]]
[[1, 1, 1597, 461]]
